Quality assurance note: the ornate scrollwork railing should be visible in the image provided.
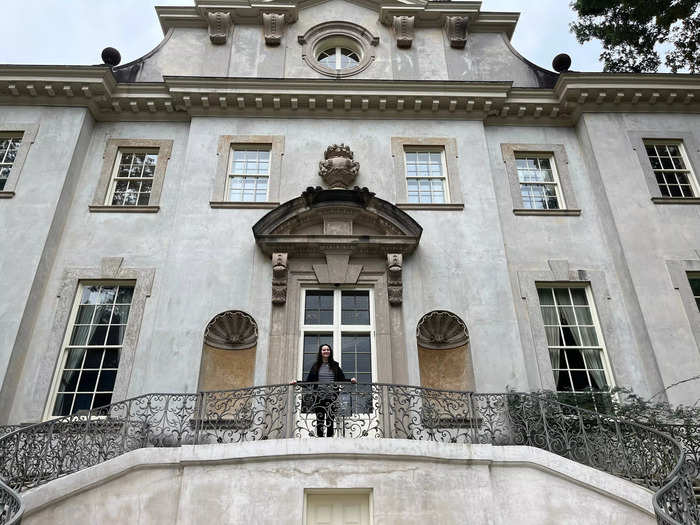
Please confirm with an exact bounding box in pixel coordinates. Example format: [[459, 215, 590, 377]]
[[0, 384, 697, 525]]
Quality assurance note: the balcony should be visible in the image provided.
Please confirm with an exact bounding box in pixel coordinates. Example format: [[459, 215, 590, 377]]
[[0, 383, 697, 525]]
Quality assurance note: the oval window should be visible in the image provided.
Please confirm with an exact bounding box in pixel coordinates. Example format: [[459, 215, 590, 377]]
[[317, 47, 361, 70]]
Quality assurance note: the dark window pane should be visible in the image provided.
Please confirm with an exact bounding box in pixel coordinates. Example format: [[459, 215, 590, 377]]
[[77, 370, 99, 392], [52, 394, 74, 416], [93, 393, 113, 410], [107, 325, 126, 345], [94, 305, 113, 325], [555, 371, 572, 391], [65, 348, 86, 369], [83, 349, 104, 369], [103, 349, 120, 368], [537, 288, 554, 305], [565, 349, 586, 369], [570, 370, 590, 391], [75, 305, 95, 324], [319, 310, 333, 325], [70, 325, 90, 346], [74, 394, 93, 412], [116, 286, 134, 304], [97, 370, 117, 391], [59, 370, 80, 392], [88, 325, 108, 346], [689, 278, 700, 296], [112, 305, 130, 324]]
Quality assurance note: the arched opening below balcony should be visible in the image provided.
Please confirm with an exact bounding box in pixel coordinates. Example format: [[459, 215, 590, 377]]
[[416, 311, 474, 391], [198, 311, 258, 391]]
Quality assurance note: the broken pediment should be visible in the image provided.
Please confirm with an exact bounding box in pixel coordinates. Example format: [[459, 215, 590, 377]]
[[252, 187, 422, 257]]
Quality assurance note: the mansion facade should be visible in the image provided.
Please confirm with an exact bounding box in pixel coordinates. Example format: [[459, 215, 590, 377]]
[[0, 1, 699, 523]]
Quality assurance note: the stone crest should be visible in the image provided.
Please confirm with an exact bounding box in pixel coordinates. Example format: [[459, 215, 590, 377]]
[[319, 144, 360, 189]]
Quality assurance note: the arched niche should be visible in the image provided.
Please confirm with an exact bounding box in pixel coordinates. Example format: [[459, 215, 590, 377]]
[[416, 311, 474, 391], [198, 311, 258, 391]]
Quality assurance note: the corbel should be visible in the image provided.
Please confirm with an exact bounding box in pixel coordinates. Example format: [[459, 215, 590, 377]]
[[206, 11, 233, 44], [392, 16, 415, 49], [271, 253, 288, 304], [263, 13, 286, 46], [444, 16, 469, 49], [387, 254, 403, 306]]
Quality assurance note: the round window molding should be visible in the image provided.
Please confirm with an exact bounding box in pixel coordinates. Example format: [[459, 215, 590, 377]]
[[204, 310, 258, 350], [416, 310, 469, 350], [298, 21, 379, 78]]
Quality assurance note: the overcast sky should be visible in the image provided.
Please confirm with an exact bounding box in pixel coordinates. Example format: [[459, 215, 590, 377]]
[[0, 0, 604, 72]]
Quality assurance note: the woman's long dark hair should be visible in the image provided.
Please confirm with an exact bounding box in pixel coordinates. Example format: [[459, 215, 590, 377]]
[[311, 343, 340, 374]]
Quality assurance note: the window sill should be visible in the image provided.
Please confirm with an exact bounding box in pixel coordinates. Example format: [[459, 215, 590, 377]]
[[651, 197, 700, 205], [88, 205, 160, 213], [210, 201, 281, 209], [396, 203, 464, 211], [0, 191, 15, 199], [513, 208, 581, 216]]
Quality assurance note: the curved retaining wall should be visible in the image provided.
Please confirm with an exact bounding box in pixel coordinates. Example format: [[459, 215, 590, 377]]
[[21, 439, 654, 525]]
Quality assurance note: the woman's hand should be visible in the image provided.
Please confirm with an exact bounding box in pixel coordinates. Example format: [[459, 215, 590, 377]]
[[350, 377, 357, 383]]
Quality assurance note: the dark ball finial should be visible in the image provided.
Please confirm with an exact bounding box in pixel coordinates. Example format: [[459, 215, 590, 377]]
[[552, 53, 572, 73], [101, 47, 121, 67]]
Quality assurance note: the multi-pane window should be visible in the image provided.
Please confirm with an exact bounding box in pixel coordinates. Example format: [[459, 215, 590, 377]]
[[107, 150, 158, 206], [301, 289, 374, 411], [537, 286, 612, 395], [317, 47, 360, 70], [405, 150, 448, 204], [51, 283, 134, 417], [227, 148, 270, 202], [0, 135, 22, 192], [690, 276, 700, 312], [645, 142, 698, 198], [516, 155, 564, 210]]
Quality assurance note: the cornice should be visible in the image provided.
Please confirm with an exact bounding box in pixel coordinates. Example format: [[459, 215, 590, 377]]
[[0, 66, 697, 125]]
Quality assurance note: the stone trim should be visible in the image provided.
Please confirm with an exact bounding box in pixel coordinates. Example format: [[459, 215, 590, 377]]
[[88, 205, 160, 213], [390, 137, 464, 205], [18, 441, 655, 520], [3, 68, 699, 125], [628, 130, 700, 201], [651, 197, 700, 205], [210, 201, 281, 209], [513, 209, 581, 216], [516, 261, 617, 391], [90, 138, 173, 210], [212, 135, 284, 204], [41, 258, 155, 419], [396, 203, 464, 211], [0, 123, 39, 198], [501, 143, 579, 213], [666, 255, 700, 351]]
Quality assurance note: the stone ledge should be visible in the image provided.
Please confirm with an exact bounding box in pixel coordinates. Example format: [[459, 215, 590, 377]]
[[0, 191, 15, 198], [88, 205, 160, 213], [210, 201, 281, 209], [513, 208, 582, 216], [396, 203, 464, 211], [651, 197, 700, 205], [21, 439, 654, 519]]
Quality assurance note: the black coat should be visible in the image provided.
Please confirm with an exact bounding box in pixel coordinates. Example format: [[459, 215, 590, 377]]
[[305, 361, 347, 382]]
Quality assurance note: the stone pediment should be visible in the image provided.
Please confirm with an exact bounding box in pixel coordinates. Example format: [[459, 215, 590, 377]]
[[252, 186, 422, 257]]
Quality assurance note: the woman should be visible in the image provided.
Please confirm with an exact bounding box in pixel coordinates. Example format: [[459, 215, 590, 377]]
[[304, 344, 356, 437]]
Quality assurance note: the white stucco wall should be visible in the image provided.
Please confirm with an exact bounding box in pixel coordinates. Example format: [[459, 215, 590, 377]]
[[21, 440, 654, 525]]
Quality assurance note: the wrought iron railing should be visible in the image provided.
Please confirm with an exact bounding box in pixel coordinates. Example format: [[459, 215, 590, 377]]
[[0, 383, 697, 525]]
